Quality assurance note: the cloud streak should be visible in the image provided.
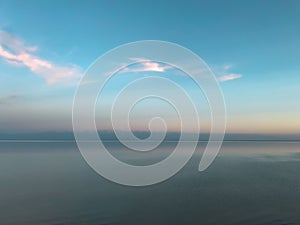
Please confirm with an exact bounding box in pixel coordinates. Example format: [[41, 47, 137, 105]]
[[121, 59, 242, 83], [0, 30, 82, 84], [120, 58, 172, 73], [219, 73, 242, 82], [213, 64, 242, 82]]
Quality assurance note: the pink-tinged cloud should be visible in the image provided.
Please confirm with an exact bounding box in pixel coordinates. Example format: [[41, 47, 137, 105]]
[[219, 73, 242, 82], [0, 30, 82, 84], [120, 58, 172, 73]]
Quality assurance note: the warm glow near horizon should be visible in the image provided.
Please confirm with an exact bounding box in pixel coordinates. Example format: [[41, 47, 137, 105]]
[[0, 1, 299, 137]]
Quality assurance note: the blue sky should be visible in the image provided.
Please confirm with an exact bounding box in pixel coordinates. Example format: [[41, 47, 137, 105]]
[[0, 0, 299, 135]]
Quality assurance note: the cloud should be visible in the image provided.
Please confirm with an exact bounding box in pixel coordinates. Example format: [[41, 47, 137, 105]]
[[121, 58, 172, 73], [219, 73, 242, 82], [212, 64, 242, 82], [120, 59, 242, 83], [0, 30, 82, 84], [223, 64, 233, 70]]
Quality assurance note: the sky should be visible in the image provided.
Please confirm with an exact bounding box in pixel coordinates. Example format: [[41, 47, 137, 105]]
[[0, 0, 299, 136]]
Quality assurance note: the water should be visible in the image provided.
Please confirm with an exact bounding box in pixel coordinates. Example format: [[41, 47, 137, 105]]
[[0, 141, 300, 225]]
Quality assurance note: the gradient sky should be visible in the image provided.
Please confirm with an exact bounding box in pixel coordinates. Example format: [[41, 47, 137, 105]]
[[0, 0, 299, 135]]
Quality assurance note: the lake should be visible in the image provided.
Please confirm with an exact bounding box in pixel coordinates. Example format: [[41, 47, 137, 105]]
[[0, 141, 300, 225]]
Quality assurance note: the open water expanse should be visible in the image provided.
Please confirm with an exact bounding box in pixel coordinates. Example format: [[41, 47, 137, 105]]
[[0, 141, 300, 225]]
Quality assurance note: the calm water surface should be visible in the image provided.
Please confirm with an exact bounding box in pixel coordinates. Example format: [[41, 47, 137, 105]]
[[0, 141, 300, 225]]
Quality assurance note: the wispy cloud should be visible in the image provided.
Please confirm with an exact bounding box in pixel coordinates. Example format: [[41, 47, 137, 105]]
[[223, 64, 233, 70], [121, 58, 172, 73], [0, 30, 82, 84], [219, 73, 242, 82], [214, 64, 242, 82], [121, 59, 242, 83]]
